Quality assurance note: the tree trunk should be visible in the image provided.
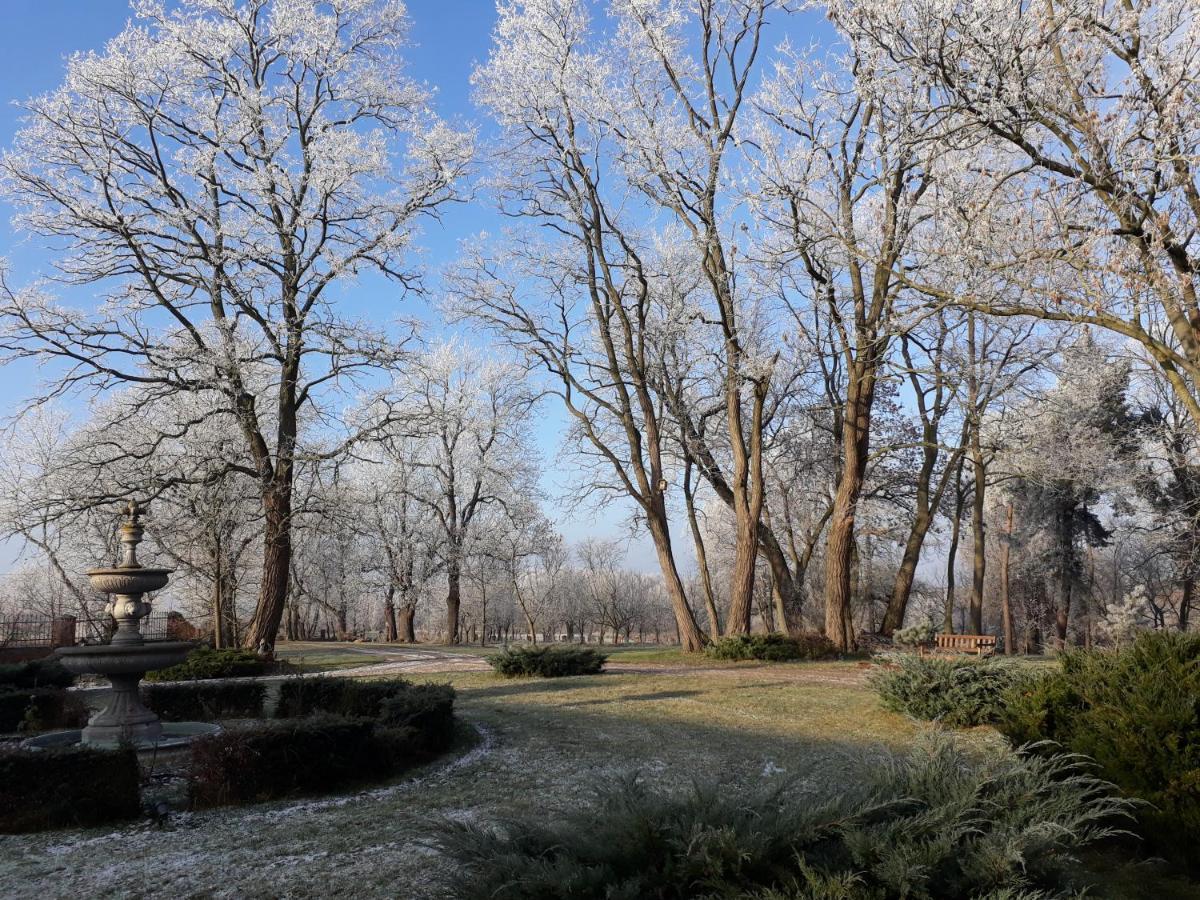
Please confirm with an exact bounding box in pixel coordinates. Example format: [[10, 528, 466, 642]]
[[683, 463, 722, 637], [968, 433, 987, 634], [384, 585, 398, 643], [759, 530, 803, 634], [823, 367, 873, 651], [944, 461, 966, 634], [399, 606, 416, 643], [244, 485, 292, 656], [1055, 504, 1072, 647], [725, 513, 757, 635], [1000, 501, 1015, 654], [446, 556, 462, 644], [1180, 577, 1194, 632], [645, 501, 707, 652]]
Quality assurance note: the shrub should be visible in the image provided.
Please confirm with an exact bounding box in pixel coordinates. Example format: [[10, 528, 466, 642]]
[[998, 631, 1200, 863], [377, 683, 456, 754], [0, 687, 88, 733], [0, 744, 140, 832], [871, 655, 1036, 727], [275, 677, 415, 719], [188, 709, 456, 808], [0, 658, 75, 689], [893, 622, 936, 648], [487, 644, 607, 677], [705, 632, 838, 662], [144, 646, 274, 682], [434, 735, 1131, 900], [189, 715, 381, 807], [142, 681, 265, 721]]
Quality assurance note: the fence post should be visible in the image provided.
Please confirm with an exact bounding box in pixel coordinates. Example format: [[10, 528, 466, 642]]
[[51, 615, 77, 648]]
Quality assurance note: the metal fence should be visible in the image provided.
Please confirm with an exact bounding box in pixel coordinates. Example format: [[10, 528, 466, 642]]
[[0, 613, 189, 647], [0, 618, 55, 647]]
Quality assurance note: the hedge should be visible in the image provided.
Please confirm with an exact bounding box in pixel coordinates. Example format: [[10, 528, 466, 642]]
[[487, 644, 607, 677], [275, 677, 415, 719], [870, 654, 1037, 727], [704, 632, 838, 662], [144, 646, 276, 682], [0, 658, 75, 690], [142, 680, 265, 721], [0, 687, 88, 733], [189, 710, 455, 808], [0, 744, 140, 832]]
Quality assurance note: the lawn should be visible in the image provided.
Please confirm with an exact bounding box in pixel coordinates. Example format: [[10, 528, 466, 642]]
[[0, 656, 1190, 899]]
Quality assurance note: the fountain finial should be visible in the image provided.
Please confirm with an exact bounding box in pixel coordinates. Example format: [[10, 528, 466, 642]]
[[118, 500, 145, 569]]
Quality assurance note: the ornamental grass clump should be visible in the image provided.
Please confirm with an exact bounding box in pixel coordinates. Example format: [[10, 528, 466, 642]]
[[871, 655, 1036, 727], [487, 644, 607, 677], [434, 735, 1132, 899], [999, 630, 1200, 864]]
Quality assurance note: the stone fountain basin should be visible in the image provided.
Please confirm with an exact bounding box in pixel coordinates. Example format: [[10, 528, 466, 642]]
[[85, 565, 171, 595], [56, 640, 194, 676]]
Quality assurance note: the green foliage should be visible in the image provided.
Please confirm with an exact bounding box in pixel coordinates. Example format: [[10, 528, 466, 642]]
[[998, 631, 1200, 863], [275, 676, 417, 718], [377, 683, 456, 753], [893, 622, 936, 648], [0, 687, 87, 733], [142, 681, 265, 721], [0, 658, 75, 689], [704, 632, 839, 662], [189, 715, 380, 807], [144, 646, 275, 682], [871, 656, 1036, 727], [487, 644, 607, 677], [188, 707, 457, 808], [0, 744, 140, 832], [435, 736, 1131, 899]]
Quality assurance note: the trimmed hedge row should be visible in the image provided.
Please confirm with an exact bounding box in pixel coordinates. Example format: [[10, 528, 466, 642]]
[[142, 681, 266, 721], [0, 687, 88, 733], [0, 744, 140, 833], [189, 700, 456, 808], [487, 644, 607, 677], [705, 632, 838, 662]]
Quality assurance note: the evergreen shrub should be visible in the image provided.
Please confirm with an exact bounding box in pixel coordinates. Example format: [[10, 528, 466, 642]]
[[998, 630, 1200, 863], [871, 655, 1035, 727], [487, 644, 607, 677], [0, 658, 75, 689], [0, 744, 140, 832], [705, 632, 838, 662], [144, 646, 276, 682], [274, 676, 416, 718], [435, 736, 1131, 899], [142, 680, 265, 721], [0, 687, 87, 733]]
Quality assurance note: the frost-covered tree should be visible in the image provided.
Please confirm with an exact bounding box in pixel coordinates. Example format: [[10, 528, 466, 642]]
[[386, 342, 539, 644], [832, 0, 1200, 429], [0, 0, 470, 654]]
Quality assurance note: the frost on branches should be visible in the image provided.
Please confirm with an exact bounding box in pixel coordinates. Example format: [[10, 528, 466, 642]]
[[0, 0, 470, 653]]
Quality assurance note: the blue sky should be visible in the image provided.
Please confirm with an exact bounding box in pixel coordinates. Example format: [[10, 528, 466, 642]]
[[0, 1, 838, 576]]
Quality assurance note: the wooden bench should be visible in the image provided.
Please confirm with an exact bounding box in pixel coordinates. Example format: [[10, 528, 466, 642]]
[[922, 633, 997, 658]]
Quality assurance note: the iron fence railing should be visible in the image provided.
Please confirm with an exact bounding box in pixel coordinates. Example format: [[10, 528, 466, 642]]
[[0, 613, 190, 647], [0, 618, 55, 647]]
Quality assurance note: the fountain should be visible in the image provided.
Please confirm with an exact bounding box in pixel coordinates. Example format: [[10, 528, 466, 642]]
[[25, 501, 220, 749]]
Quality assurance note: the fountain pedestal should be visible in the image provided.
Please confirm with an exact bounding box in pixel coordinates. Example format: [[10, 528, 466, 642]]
[[52, 502, 198, 747]]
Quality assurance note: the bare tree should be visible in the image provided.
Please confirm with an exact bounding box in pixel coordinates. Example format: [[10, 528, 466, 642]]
[[0, 0, 470, 654]]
